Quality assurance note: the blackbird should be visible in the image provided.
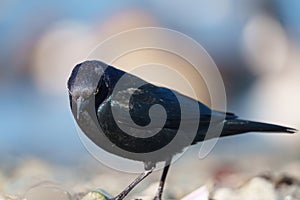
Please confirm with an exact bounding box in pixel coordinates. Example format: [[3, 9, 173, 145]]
[[67, 60, 296, 200]]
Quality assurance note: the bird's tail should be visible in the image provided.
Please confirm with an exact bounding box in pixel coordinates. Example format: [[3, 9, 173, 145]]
[[222, 119, 297, 137]]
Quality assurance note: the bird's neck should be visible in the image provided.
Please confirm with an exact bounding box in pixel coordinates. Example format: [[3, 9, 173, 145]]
[[94, 66, 125, 109]]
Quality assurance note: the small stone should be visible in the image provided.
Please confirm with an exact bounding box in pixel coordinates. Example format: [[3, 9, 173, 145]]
[[81, 190, 112, 200], [0, 195, 20, 200], [23, 182, 72, 200], [212, 176, 277, 200]]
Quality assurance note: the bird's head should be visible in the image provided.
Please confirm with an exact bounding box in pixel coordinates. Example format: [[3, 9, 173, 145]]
[[67, 60, 108, 119]]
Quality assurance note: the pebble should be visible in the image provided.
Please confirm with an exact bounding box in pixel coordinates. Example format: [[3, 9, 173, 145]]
[[80, 189, 112, 200]]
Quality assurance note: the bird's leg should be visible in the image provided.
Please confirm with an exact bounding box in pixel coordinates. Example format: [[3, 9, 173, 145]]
[[153, 158, 172, 200], [112, 169, 153, 200]]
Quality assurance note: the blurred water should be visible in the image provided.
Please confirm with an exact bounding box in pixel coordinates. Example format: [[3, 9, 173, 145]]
[[0, 83, 85, 164]]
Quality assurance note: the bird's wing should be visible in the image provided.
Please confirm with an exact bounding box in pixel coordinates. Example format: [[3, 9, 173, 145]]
[[108, 81, 236, 130]]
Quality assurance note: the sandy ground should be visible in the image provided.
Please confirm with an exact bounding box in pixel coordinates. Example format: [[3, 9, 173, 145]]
[[1, 146, 300, 200]]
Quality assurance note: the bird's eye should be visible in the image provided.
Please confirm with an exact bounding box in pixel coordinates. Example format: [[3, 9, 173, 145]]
[[93, 88, 99, 95]]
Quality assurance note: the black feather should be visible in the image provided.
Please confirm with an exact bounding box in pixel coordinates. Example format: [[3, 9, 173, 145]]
[[222, 119, 297, 137]]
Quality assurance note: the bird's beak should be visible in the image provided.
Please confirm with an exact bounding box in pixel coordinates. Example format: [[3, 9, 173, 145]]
[[76, 96, 88, 119]]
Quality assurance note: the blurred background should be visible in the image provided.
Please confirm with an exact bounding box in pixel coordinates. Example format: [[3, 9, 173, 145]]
[[1, 0, 300, 199]]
